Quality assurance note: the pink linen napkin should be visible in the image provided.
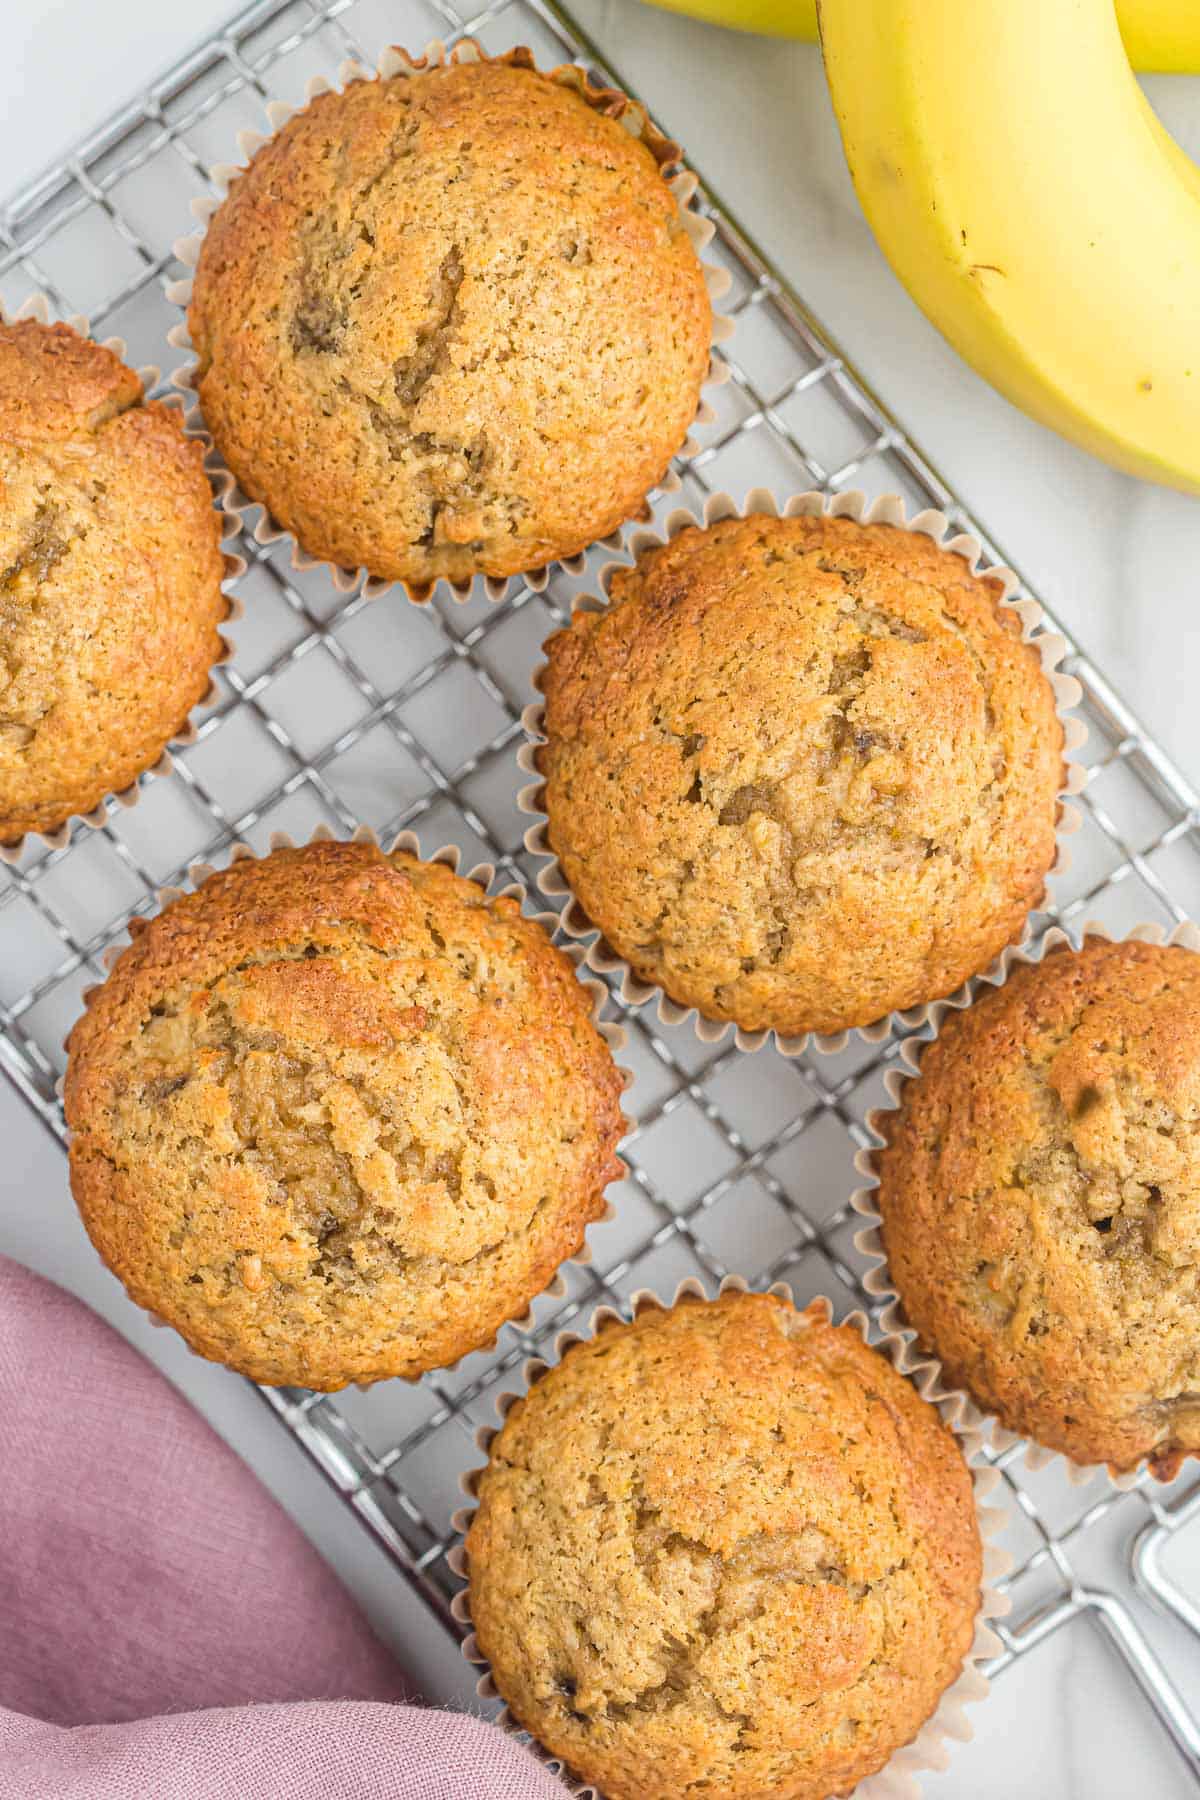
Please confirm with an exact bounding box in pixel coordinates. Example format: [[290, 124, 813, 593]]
[[0, 1253, 562, 1799]]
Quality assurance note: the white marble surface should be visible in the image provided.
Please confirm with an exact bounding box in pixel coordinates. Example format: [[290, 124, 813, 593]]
[[3, 2, 1200, 1794]]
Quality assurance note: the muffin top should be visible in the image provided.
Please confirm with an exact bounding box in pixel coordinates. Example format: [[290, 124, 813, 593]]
[[466, 1290, 981, 1800], [537, 512, 1064, 1036], [0, 318, 225, 843], [64, 840, 625, 1389], [187, 54, 712, 591], [876, 937, 1200, 1474]]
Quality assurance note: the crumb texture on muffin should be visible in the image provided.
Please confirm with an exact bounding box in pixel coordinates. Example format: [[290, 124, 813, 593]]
[[466, 1290, 981, 1800], [187, 55, 712, 588], [64, 841, 625, 1388], [537, 512, 1064, 1036], [877, 936, 1200, 1475], [0, 318, 226, 842]]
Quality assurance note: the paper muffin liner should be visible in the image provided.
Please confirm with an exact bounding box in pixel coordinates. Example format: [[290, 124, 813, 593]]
[[0, 293, 245, 867], [850, 915, 1200, 1493], [518, 485, 1087, 1060], [447, 1273, 1011, 1800], [164, 38, 734, 611], [59, 820, 633, 1381]]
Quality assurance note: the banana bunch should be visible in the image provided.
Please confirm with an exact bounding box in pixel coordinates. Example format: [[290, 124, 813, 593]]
[[646, 0, 1200, 71], [818, 0, 1200, 493]]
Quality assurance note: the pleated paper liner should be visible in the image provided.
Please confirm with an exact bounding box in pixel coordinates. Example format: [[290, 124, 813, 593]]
[[0, 293, 245, 867], [851, 916, 1200, 1495], [165, 38, 735, 610], [447, 1273, 1011, 1800], [518, 485, 1088, 1060], [59, 822, 633, 1380]]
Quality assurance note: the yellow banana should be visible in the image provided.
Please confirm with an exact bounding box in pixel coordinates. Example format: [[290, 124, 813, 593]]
[[642, 0, 1200, 70], [1119, 0, 1200, 71], [643, 0, 819, 39], [817, 0, 1200, 494]]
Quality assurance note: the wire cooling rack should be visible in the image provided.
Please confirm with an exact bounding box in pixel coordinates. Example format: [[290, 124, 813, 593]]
[[5, 0, 1200, 1787]]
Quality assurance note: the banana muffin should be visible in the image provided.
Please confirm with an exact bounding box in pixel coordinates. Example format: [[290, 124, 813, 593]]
[[1, 318, 225, 844], [466, 1289, 982, 1800], [536, 511, 1064, 1036], [64, 840, 625, 1389], [186, 52, 712, 591], [876, 935, 1200, 1475]]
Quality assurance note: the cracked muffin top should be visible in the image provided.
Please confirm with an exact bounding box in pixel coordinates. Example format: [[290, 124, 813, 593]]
[[536, 512, 1064, 1036], [64, 839, 625, 1389], [466, 1290, 982, 1800], [0, 318, 225, 844], [186, 53, 712, 591], [877, 936, 1200, 1476]]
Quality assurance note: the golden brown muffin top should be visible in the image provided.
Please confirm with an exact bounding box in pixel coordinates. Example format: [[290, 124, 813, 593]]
[[537, 512, 1064, 1037], [64, 841, 625, 1389], [187, 55, 712, 590], [466, 1290, 981, 1800], [877, 937, 1200, 1475], [0, 319, 226, 843]]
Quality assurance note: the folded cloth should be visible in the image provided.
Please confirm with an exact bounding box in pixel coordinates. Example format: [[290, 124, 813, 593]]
[[0, 1254, 561, 1799], [0, 1706, 567, 1800]]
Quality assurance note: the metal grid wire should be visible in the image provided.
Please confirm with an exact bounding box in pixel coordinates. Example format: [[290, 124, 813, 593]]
[[5, 0, 1200, 1783]]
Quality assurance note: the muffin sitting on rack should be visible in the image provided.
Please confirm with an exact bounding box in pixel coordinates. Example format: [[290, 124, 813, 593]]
[[0, 317, 226, 847], [875, 934, 1200, 1476], [185, 49, 713, 591], [535, 509, 1066, 1037], [64, 839, 625, 1389], [465, 1289, 983, 1800]]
